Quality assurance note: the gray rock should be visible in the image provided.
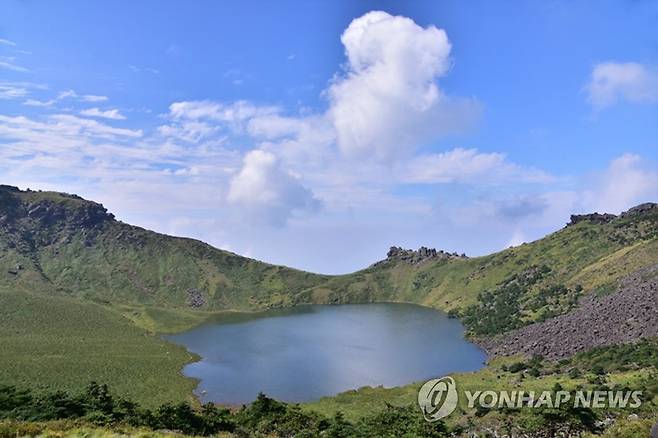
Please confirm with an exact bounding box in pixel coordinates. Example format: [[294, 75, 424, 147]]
[[567, 212, 617, 226], [186, 288, 207, 308], [379, 246, 467, 266], [620, 202, 658, 218], [478, 265, 658, 360]]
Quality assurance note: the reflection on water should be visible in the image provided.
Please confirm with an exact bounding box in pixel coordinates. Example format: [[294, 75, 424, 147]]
[[167, 303, 486, 404]]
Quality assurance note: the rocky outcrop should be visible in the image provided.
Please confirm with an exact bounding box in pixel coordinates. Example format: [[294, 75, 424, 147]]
[[375, 246, 467, 266], [566, 202, 658, 227], [567, 212, 616, 226], [0, 186, 116, 249], [478, 265, 658, 360], [620, 202, 658, 218]]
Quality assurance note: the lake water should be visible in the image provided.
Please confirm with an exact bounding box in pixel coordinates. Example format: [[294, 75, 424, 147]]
[[167, 303, 486, 404]]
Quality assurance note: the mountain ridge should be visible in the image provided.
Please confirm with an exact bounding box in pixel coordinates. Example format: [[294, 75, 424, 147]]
[[2, 184, 657, 321]]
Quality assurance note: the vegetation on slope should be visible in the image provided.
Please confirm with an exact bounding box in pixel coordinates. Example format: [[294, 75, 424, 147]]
[[0, 288, 196, 408], [296, 206, 658, 337], [0, 185, 329, 320], [305, 346, 658, 437]]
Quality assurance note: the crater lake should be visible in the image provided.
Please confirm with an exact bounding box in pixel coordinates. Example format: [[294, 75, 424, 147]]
[[167, 303, 486, 404]]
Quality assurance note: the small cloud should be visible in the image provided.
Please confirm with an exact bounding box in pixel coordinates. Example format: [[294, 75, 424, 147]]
[[227, 149, 321, 226], [23, 98, 56, 107], [129, 65, 159, 74], [0, 38, 17, 46], [287, 54, 296, 61], [585, 61, 658, 110], [0, 57, 29, 73], [80, 108, 126, 120], [583, 153, 658, 214], [81, 94, 108, 102], [56, 90, 108, 103], [0, 81, 47, 100], [57, 89, 78, 100], [0, 84, 28, 99], [401, 148, 553, 185]]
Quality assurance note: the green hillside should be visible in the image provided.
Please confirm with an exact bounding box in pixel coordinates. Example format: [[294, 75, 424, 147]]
[[0, 287, 197, 408], [0, 185, 329, 328], [296, 205, 658, 335]]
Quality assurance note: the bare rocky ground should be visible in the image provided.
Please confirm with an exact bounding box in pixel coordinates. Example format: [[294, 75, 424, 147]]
[[478, 264, 658, 360]]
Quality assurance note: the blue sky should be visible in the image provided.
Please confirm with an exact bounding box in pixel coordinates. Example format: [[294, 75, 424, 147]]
[[1, 1, 657, 273]]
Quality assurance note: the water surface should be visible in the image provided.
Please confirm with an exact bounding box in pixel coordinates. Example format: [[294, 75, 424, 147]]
[[168, 303, 485, 404]]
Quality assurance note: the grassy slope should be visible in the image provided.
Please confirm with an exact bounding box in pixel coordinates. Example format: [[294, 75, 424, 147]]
[[0, 187, 329, 316], [0, 287, 197, 408]]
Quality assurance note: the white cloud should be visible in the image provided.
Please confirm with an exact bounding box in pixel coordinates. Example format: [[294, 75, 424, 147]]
[[401, 148, 552, 184], [0, 84, 28, 99], [128, 65, 159, 75], [81, 94, 109, 102], [168, 100, 278, 124], [227, 149, 320, 226], [328, 11, 480, 162], [582, 153, 658, 214], [23, 98, 56, 107], [0, 82, 47, 100], [56, 90, 108, 103], [57, 89, 78, 100], [585, 62, 658, 109], [80, 108, 126, 120], [157, 121, 219, 143], [0, 56, 29, 72], [0, 114, 142, 143], [0, 38, 17, 46]]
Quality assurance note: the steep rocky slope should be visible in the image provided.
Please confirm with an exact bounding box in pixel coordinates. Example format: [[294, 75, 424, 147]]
[[478, 264, 658, 360]]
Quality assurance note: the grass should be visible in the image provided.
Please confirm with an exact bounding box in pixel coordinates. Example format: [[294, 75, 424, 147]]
[[0, 420, 224, 438], [0, 288, 197, 408]]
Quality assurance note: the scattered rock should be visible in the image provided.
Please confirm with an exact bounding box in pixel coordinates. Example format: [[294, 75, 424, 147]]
[[186, 288, 207, 308], [478, 265, 658, 360]]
